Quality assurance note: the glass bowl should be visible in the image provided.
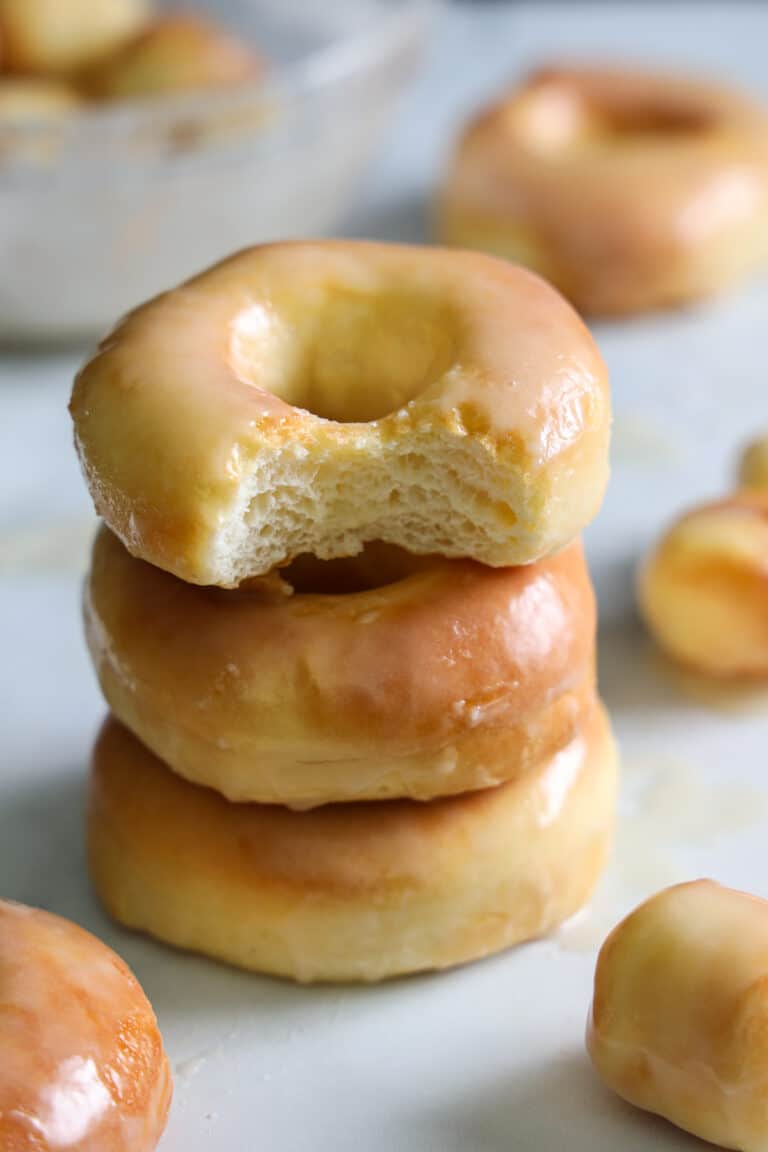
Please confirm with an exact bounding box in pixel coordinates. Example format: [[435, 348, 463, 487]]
[[0, 0, 433, 343]]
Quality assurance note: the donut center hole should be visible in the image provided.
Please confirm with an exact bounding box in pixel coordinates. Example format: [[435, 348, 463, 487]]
[[230, 285, 456, 423], [279, 543, 434, 595], [601, 102, 714, 138], [513, 85, 713, 153]]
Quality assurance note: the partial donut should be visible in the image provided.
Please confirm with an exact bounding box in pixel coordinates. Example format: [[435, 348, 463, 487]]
[[70, 240, 610, 586], [84, 526, 596, 806], [0, 77, 81, 123], [0, 898, 171, 1151], [88, 705, 617, 983], [638, 490, 768, 676], [83, 13, 261, 101], [0, 0, 149, 76], [738, 435, 768, 490], [438, 64, 768, 315], [588, 880, 768, 1152]]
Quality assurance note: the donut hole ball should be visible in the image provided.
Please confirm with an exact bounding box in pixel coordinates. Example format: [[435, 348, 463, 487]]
[[638, 491, 768, 677], [0, 899, 171, 1152], [84, 14, 261, 101], [588, 880, 768, 1152], [0, 0, 149, 76], [738, 436, 768, 490]]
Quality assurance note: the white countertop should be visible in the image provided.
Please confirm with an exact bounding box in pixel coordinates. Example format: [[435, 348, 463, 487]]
[[3, 3, 768, 1150]]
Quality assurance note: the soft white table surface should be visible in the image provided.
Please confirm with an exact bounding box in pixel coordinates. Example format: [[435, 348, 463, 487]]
[[3, 3, 768, 1150]]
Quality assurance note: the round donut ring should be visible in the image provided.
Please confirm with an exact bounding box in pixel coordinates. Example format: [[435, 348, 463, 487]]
[[0, 899, 171, 1151], [638, 490, 768, 677], [438, 64, 768, 315], [85, 526, 596, 806], [88, 704, 617, 983], [70, 240, 610, 586]]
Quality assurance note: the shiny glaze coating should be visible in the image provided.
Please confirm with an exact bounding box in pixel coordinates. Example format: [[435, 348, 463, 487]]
[[70, 240, 610, 585], [89, 704, 617, 983], [439, 64, 768, 315], [588, 881, 768, 1152], [638, 489, 768, 676], [0, 899, 171, 1151], [0, 0, 148, 76], [84, 13, 261, 100], [84, 527, 596, 805]]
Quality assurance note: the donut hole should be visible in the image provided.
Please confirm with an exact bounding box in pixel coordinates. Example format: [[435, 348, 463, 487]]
[[278, 543, 436, 595], [230, 286, 456, 423], [511, 84, 714, 153], [601, 102, 714, 139]]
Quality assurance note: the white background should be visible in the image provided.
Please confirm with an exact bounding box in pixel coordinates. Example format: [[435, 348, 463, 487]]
[[3, 3, 768, 1149]]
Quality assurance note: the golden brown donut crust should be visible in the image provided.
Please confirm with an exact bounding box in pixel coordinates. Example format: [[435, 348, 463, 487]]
[[70, 240, 610, 586], [88, 704, 617, 983], [84, 527, 596, 805], [439, 64, 768, 315], [0, 899, 171, 1152]]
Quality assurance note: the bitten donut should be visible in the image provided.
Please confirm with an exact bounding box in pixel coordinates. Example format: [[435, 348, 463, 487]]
[[70, 241, 610, 586], [638, 490, 768, 677], [588, 881, 768, 1152], [89, 705, 616, 983], [0, 0, 149, 76], [0, 899, 171, 1151], [84, 14, 260, 100], [439, 64, 768, 315], [85, 526, 596, 807]]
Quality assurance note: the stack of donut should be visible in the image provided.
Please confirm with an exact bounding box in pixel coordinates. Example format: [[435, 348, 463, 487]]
[[70, 239, 615, 983]]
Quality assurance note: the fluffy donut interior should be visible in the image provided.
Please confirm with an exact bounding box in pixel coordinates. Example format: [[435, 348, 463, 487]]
[[217, 425, 540, 586]]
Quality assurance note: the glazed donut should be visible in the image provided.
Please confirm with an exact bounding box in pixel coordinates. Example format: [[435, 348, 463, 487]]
[[70, 240, 610, 587], [588, 881, 768, 1152], [638, 490, 768, 677], [84, 14, 260, 101], [0, 899, 171, 1151], [0, 0, 149, 76], [88, 704, 616, 983], [738, 435, 768, 490], [0, 77, 81, 123], [439, 64, 768, 316], [84, 526, 596, 806]]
